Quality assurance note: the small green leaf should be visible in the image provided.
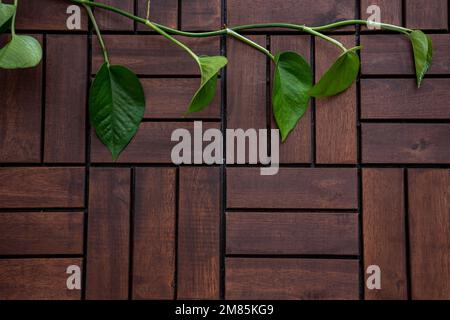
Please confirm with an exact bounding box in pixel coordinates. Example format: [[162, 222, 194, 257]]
[[188, 56, 228, 113], [0, 35, 42, 69], [308, 47, 361, 98], [272, 52, 313, 141], [409, 30, 433, 87], [90, 63, 145, 160], [0, 3, 16, 33]]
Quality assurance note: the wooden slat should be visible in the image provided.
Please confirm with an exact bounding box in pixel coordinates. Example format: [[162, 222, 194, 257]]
[[86, 168, 130, 300], [91, 122, 220, 163], [226, 258, 359, 300], [362, 124, 450, 164], [45, 35, 86, 163], [0, 35, 42, 163], [181, 0, 221, 30], [137, 0, 178, 30], [178, 167, 220, 299], [361, 79, 450, 119], [406, 0, 448, 30], [142, 79, 220, 119], [133, 168, 176, 300], [408, 169, 450, 300], [0, 168, 85, 208], [92, 36, 220, 75], [270, 35, 311, 163], [96, 0, 134, 31], [363, 169, 407, 300], [227, 168, 358, 209], [0, 258, 83, 300], [226, 212, 359, 255], [360, 0, 402, 27], [361, 34, 450, 75], [0, 212, 84, 255], [315, 36, 357, 164]]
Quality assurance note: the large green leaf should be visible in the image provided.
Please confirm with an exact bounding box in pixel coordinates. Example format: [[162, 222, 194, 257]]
[[409, 30, 433, 88], [272, 52, 313, 141], [188, 56, 228, 113], [0, 2, 16, 33], [90, 63, 145, 160], [308, 47, 361, 98], [0, 35, 42, 69]]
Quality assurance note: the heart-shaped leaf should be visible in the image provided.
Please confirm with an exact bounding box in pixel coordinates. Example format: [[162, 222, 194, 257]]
[[90, 63, 145, 160], [0, 3, 16, 33], [0, 35, 42, 69], [272, 52, 313, 141], [308, 47, 361, 98], [409, 30, 433, 88], [188, 56, 228, 113]]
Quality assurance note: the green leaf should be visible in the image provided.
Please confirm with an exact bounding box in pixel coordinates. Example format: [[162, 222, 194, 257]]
[[308, 47, 361, 98], [188, 56, 228, 113], [272, 52, 313, 141], [409, 30, 433, 88], [90, 63, 145, 160], [0, 3, 16, 33], [0, 35, 42, 69]]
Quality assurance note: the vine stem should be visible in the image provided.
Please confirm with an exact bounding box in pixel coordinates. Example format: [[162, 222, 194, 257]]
[[83, 4, 110, 65], [226, 28, 275, 61], [11, 0, 18, 37]]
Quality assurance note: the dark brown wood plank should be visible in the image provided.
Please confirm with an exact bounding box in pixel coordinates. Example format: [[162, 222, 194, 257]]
[[227, 168, 358, 209], [92, 36, 220, 75], [406, 0, 448, 30], [96, 0, 134, 31], [0, 167, 85, 208], [142, 79, 220, 119], [133, 168, 176, 300], [0, 35, 42, 163], [0, 212, 84, 255], [226, 212, 359, 255], [408, 169, 450, 300], [86, 168, 130, 300], [270, 35, 311, 163], [91, 122, 220, 163], [181, 0, 221, 31], [361, 0, 402, 27], [362, 124, 450, 164], [363, 169, 407, 300], [226, 258, 359, 300], [315, 36, 357, 164], [45, 35, 86, 163], [361, 79, 450, 119], [0, 258, 82, 300], [178, 167, 220, 299], [137, 0, 178, 30]]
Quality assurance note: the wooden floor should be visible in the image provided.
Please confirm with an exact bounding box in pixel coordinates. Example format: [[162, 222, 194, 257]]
[[0, 0, 449, 300]]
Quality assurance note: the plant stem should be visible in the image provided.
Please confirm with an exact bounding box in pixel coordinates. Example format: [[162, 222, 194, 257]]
[[11, 0, 18, 37], [84, 4, 110, 65], [303, 26, 347, 52], [226, 28, 275, 61]]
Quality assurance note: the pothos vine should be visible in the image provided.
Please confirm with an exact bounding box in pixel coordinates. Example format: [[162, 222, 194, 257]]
[[0, 0, 434, 160]]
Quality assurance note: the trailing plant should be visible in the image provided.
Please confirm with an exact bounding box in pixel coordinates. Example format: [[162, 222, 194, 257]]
[[0, 0, 434, 159]]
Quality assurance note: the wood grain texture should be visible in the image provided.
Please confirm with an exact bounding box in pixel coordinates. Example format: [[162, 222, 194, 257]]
[[45, 35, 86, 163], [0, 167, 85, 208], [178, 167, 220, 299], [93, 36, 220, 75], [227, 168, 358, 209], [270, 35, 311, 163], [133, 168, 176, 300], [0, 212, 83, 255], [361, 79, 450, 119], [315, 36, 357, 164], [361, 0, 402, 27], [362, 124, 450, 164], [361, 34, 450, 75], [363, 169, 407, 300], [226, 212, 359, 255], [96, 0, 134, 31], [91, 122, 220, 163], [408, 169, 450, 300], [182, 0, 221, 31], [406, 0, 448, 30], [142, 79, 220, 119], [0, 35, 42, 163], [226, 258, 359, 300], [137, 0, 178, 30], [0, 258, 82, 300], [86, 168, 130, 300]]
